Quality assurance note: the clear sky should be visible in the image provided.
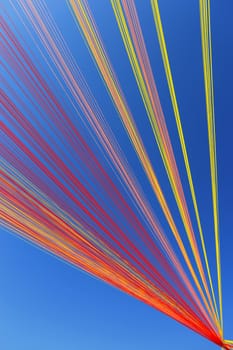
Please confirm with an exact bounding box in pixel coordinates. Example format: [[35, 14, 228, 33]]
[[1, 1, 232, 349]]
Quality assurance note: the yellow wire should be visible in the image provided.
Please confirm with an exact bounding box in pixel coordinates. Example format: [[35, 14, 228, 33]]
[[111, 0, 219, 331], [150, 0, 220, 328], [199, 0, 223, 334]]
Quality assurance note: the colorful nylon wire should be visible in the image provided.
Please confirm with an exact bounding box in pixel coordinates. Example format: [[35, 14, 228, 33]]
[[1, 0, 232, 348]]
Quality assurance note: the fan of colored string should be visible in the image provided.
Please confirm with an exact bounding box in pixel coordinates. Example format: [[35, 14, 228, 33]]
[[1, 1, 232, 348]]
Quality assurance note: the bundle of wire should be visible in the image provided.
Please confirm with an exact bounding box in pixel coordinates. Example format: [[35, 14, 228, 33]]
[[1, 1, 232, 349]]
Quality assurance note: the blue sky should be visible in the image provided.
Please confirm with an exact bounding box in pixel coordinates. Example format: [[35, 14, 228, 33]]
[[1, 0, 233, 349]]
